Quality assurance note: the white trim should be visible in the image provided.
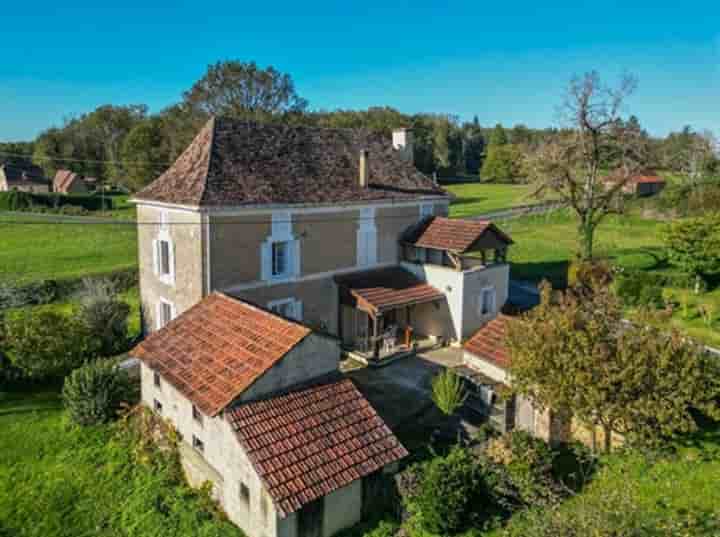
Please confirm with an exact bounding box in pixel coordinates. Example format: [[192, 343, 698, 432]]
[[131, 196, 450, 215], [156, 297, 176, 330], [478, 286, 497, 316], [224, 261, 397, 294], [357, 207, 378, 267], [267, 297, 302, 321], [155, 231, 176, 287], [203, 212, 212, 296], [420, 202, 434, 219]]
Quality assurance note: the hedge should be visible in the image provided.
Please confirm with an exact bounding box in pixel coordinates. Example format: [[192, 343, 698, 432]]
[[0, 268, 138, 310], [0, 191, 113, 212]]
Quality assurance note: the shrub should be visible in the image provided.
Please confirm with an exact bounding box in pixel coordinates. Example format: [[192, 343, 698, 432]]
[[0, 191, 113, 212], [431, 369, 467, 416], [78, 278, 131, 356], [613, 271, 664, 308], [3, 309, 98, 379], [412, 447, 497, 534], [62, 358, 134, 426], [485, 431, 560, 507]]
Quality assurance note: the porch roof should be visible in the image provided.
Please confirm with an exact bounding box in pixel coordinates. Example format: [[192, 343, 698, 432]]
[[335, 266, 445, 317], [403, 216, 513, 254]]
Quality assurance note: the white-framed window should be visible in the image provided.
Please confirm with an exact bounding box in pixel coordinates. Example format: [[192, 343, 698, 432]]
[[240, 481, 250, 507], [192, 435, 205, 453], [357, 207, 378, 267], [478, 287, 497, 316], [153, 371, 161, 388], [420, 203, 434, 219], [268, 297, 302, 321], [152, 234, 175, 286], [156, 298, 176, 330], [261, 212, 300, 281], [272, 241, 290, 277], [153, 399, 163, 413]]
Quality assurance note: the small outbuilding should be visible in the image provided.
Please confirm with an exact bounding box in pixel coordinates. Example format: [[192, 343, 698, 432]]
[[53, 170, 89, 194], [131, 292, 408, 537]]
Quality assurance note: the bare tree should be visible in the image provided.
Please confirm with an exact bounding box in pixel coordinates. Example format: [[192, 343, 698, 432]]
[[526, 72, 647, 260], [683, 130, 718, 183]]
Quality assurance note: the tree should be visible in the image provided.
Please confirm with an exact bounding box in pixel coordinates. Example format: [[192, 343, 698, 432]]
[[183, 60, 308, 121], [431, 369, 467, 415], [481, 144, 524, 182], [77, 278, 131, 355], [489, 123, 509, 146], [506, 282, 720, 452], [120, 118, 170, 191], [4, 310, 98, 379], [525, 72, 647, 260], [662, 214, 720, 293]]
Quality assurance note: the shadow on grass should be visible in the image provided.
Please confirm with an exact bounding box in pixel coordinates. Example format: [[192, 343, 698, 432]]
[[0, 380, 63, 415], [450, 196, 488, 207], [511, 260, 570, 288]]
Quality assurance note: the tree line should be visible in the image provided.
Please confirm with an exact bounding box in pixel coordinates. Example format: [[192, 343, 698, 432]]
[[0, 60, 717, 192]]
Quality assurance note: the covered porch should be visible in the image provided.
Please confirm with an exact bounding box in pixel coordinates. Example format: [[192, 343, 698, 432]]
[[335, 267, 447, 365]]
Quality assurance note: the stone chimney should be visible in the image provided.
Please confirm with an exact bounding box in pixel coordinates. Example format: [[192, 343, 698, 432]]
[[392, 127, 414, 163], [359, 149, 369, 188]]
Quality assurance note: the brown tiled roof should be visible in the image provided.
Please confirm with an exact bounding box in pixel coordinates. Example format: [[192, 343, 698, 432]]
[[405, 216, 513, 253], [131, 293, 311, 416], [335, 266, 445, 315], [464, 314, 512, 369], [53, 170, 80, 193], [227, 379, 408, 517], [134, 117, 446, 207]]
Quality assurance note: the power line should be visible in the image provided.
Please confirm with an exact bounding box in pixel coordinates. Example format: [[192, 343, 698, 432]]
[[0, 151, 174, 169]]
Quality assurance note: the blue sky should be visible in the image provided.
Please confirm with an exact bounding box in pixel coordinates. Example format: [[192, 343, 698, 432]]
[[1, 0, 718, 141]]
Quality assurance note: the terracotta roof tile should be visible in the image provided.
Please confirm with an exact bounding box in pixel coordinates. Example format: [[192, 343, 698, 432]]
[[227, 379, 408, 517], [404, 216, 513, 253], [134, 117, 446, 207], [131, 293, 311, 416], [335, 266, 445, 315], [464, 314, 512, 369]]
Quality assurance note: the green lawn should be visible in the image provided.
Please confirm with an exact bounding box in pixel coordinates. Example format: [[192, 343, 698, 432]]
[[494, 424, 720, 536], [499, 210, 720, 347], [447, 183, 542, 217], [0, 216, 137, 284], [0, 387, 242, 537]]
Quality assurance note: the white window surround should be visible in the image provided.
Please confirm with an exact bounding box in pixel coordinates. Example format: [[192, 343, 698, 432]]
[[478, 287, 497, 317], [420, 202, 434, 219], [156, 298, 177, 330], [267, 297, 303, 321], [357, 207, 378, 267], [261, 212, 300, 282], [152, 228, 176, 286]]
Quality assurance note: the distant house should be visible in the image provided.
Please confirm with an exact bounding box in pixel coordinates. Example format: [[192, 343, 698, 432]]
[[603, 173, 666, 197], [53, 170, 89, 194], [0, 164, 50, 193], [131, 292, 407, 537]]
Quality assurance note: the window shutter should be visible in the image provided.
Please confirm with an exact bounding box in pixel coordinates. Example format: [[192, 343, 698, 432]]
[[366, 229, 377, 265], [490, 289, 497, 313], [357, 230, 367, 266], [152, 239, 159, 275], [169, 241, 176, 285], [291, 239, 301, 277], [155, 302, 162, 330], [260, 241, 271, 281]]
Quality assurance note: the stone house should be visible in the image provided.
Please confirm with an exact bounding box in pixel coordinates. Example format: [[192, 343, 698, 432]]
[[131, 292, 407, 537], [458, 314, 570, 445], [52, 169, 89, 194], [131, 117, 514, 362], [0, 163, 50, 192]]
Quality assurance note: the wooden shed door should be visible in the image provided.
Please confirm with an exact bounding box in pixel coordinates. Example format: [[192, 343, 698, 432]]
[[298, 496, 324, 537]]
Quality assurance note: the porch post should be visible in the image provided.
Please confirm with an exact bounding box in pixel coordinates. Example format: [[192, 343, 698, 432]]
[[373, 314, 381, 359]]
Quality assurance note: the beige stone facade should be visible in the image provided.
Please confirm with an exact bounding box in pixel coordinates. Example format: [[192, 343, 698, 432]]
[[136, 198, 449, 335]]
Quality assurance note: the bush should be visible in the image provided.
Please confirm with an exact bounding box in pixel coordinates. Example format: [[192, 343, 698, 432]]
[[62, 358, 134, 426], [78, 279, 131, 356], [613, 271, 665, 308], [485, 431, 560, 507], [411, 447, 498, 534], [3, 309, 98, 379], [0, 191, 112, 212], [431, 369, 467, 416]]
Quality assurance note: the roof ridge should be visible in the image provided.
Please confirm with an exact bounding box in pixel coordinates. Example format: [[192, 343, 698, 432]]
[[198, 116, 217, 205]]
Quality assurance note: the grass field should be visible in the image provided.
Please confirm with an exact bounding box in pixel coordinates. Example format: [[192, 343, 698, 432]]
[[0, 216, 137, 284], [0, 387, 242, 537], [499, 210, 720, 347], [447, 183, 542, 217]]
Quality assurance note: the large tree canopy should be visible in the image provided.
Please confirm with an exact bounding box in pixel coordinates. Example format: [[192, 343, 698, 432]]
[[506, 282, 720, 451], [182, 61, 308, 121]]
